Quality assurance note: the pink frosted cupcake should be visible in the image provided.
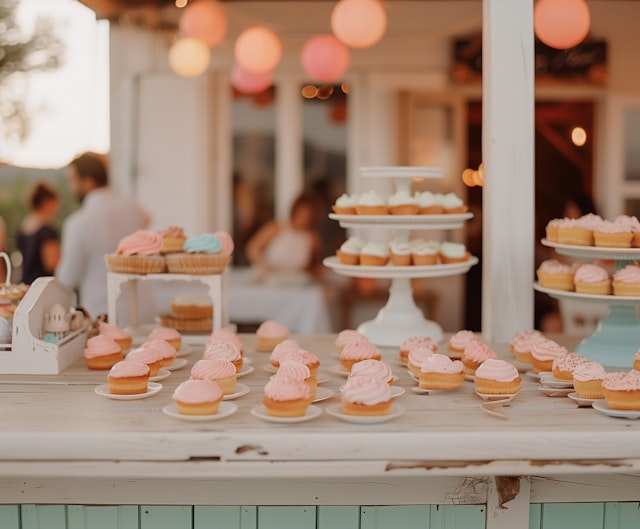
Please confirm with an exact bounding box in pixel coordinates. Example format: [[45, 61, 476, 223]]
[[574, 263, 611, 295], [448, 330, 478, 360], [418, 354, 465, 390], [530, 339, 568, 373], [207, 328, 244, 356], [407, 345, 436, 376], [593, 220, 633, 248], [339, 340, 381, 372], [256, 320, 290, 352], [572, 362, 606, 399], [602, 371, 640, 410], [105, 230, 166, 274], [262, 377, 312, 417], [335, 329, 368, 353], [156, 226, 186, 254], [214, 231, 234, 257], [551, 351, 589, 381], [461, 341, 497, 376], [98, 321, 132, 353], [107, 360, 150, 395], [474, 359, 521, 395], [203, 340, 243, 372], [277, 349, 320, 377], [138, 338, 177, 368], [269, 339, 302, 368], [277, 359, 317, 398], [613, 265, 640, 297], [399, 335, 438, 363], [536, 259, 574, 291], [341, 377, 392, 416], [84, 334, 123, 370], [190, 358, 237, 394], [172, 379, 223, 416], [616, 215, 640, 247], [149, 326, 181, 351], [126, 344, 163, 376], [509, 329, 545, 364], [349, 359, 394, 385]]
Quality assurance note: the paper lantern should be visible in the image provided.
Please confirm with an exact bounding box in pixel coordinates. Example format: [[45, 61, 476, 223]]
[[179, 0, 227, 48], [462, 168, 476, 187], [231, 64, 272, 94], [234, 27, 282, 74], [169, 37, 211, 77], [534, 0, 590, 50], [331, 0, 387, 49], [301, 35, 351, 82]]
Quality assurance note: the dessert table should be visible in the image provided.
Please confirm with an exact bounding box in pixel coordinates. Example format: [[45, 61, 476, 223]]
[[0, 334, 639, 529]]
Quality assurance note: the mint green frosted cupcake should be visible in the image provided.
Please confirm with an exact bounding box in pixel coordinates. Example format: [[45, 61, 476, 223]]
[[165, 234, 231, 274]]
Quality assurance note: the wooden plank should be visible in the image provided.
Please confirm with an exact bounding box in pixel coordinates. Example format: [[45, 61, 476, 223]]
[[0, 506, 19, 529], [140, 506, 192, 529], [194, 506, 240, 529], [67, 506, 138, 529], [529, 504, 541, 529], [257, 506, 316, 529], [20, 505, 67, 529], [317, 506, 360, 529], [541, 503, 605, 529], [603, 503, 640, 529], [429, 505, 486, 529]]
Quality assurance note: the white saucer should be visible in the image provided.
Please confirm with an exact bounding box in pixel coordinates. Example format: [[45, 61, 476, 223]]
[[313, 387, 335, 403], [176, 344, 194, 357], [411, 386, 463, 395], [250, 404, 322, 423], [150, 368, 171, 382], [316, 373, 330, 384], [464, 373, 475, 382], [390, 386, 405, 398], [165, 358, 188, 371], [243, 356, 253, 365], [328, 364, 351, 377], [539, 378, 574, 390], [537, 386, 573, 397], [95, 382, 162, 400], [162, 401, 237, 421], [408, 371, 419, 382], [525, 370, 542, 380], [222, 383, 250, 401], [262, 364, 277, 374], [236, 365, 254, 378], [395, 359, 408, 368], [567, 392, 598, 407], [474, 390, 520, 401], [592, 400, 640, 419], [325, 403, 405, 424]]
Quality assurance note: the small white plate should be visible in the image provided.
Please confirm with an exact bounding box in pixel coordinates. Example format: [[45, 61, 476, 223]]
[[236, 365, 254, 378], [407, 371, 419, 382], [592, 400, 640, 419], [338, 384, 404, 398], [464, 373, 475, 382], [150, 368, 171, 382], [243, 356, 254, 365], [474, 390, 520, 401], [568, 392, 598, 407], [539, 374, 574, 389], [525, 370, 542, 380], [316, 373, 330, 384], [162, 401, 237, 421], [328, 364, 351, 377], [313, 387, 335, 403], [262, 364, 277, 374], [537, 386, 573, 397], [411, 386, 463, 395], [250, 404, 322, 423], [165, 358, 188, 371], [325, 403, 405, 424], [95, 382, 162, 400], [222, 383, 250, 401], [176, 344, 194, 357]]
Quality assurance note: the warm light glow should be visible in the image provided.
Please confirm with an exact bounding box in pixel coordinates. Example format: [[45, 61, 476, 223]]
[[301, 85, 318, 99], [571, 126, 587, 147], [179, 0, 227, 48], [175, 0, 187, 8], [534, 0, 590, 50], [317, 86, 334, 100], [341, 82, 350, 94], [462, 168, 476, 187], [234, 26, 282, 74], [169, 37, 211, 77], [231, 64, 272, 94], [301, 34, 351, 82], [331, 0, 387, 49]]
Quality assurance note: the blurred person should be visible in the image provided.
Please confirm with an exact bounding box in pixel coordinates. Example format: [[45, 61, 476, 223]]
[[56, 152, 149, 316], [17, 181, 60, 284]]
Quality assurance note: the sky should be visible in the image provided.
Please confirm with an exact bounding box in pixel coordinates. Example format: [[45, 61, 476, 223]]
[[1, 0, 110, 168]]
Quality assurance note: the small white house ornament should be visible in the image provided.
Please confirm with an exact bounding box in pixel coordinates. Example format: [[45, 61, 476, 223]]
[[44, 304, 71, 333]]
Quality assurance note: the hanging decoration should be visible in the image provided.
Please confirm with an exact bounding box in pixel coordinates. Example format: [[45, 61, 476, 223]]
[[169, 37, 211, 77], [179, 0, 227, 48], [534, 0, 591, 50], [301, 34, 351, 82], [234, 26, 282, 74], [231, 64, 273, 94], [331, 0, 387, 49]]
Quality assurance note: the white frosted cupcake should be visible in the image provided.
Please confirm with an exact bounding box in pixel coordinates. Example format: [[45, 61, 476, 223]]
[[437, 192, 467, 214], [356, 191, 388, 215], [388, 190, 419, 215], [360, 242, 389, 266], [337, 236, 365, 265], [439, 241, 469, 264], [415, 191, 443, 214], [332, 193, 359, 214], [411, 240, 439, 265], [389, 242, 412, 266]]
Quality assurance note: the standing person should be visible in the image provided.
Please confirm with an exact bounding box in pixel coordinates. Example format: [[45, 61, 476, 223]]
[[56, 152, 149, 316], [17, 181, 61, 284]]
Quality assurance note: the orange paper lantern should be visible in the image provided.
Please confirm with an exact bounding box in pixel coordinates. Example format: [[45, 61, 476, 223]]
[[179, 0, 227, 48], [534, 0, 590, 50], [234, 27, 282, 74], [169, 37, 211, 77], [301, 34, 351, 82], [331, 0, 387, 49]]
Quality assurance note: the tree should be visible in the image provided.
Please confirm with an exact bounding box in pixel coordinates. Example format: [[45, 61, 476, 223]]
[[0, 0, 64, 144]]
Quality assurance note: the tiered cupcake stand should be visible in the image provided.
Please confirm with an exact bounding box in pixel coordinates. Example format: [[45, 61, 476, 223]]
[[323, 166, 477, 347], [534, 239, 640, 368]]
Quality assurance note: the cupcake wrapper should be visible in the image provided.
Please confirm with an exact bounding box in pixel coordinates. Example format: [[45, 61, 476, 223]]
[[166, 253, 230, 275], [105, 254, 166, 274]]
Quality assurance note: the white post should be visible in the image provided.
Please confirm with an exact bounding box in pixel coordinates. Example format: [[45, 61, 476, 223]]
[[482, 0, 535, 342]]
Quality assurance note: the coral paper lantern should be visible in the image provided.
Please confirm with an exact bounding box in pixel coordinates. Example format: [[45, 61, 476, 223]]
[[179, 0, 227, 48], [331, 0, 387, 49], [169, 37, 211, 77], [234, 27, 282, 74], [231, 64, 272, 95], [301, 35, 351, 82], [534, 0, 591, 50]]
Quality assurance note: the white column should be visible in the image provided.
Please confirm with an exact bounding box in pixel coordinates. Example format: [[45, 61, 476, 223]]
[[482, 0, 535, 342]]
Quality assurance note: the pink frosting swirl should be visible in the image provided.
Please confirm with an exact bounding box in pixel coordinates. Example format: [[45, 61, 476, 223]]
[[191, 358, 236, 380], [400, 335, 438, 352], [278, 349, 319, 368], [127, 345, 163, 365], [341, 377, 391, 405], [340, 341, 381, 361], [603, 371, 640, 391], [269, 339, 302, 363], [98, 321, 130, 340], [596, 220, 629, 234], [173, 379, 222, 404], [531, 339, 568, 362], [116, 230, 163, 256], [475, 359, 519, 382], [257, 320, 289, 338], [574, 264, 609, 283], [149, 326, 181, 342], [109, 360, 149, 378], [463, 341, 497, 363], [573, 362, 606, 382], [510, 329, 544, 352], [349, 359, 393, 383], [615, 215, 640, 232], [276, 359, 311, 383], [336, 329, 368, 349], [420, 354, 464, 374], [449, 330, 478, 350], [138, 338, 177, 360], [576, 213, 603, 230], [203, 341, 241, 362], [84, 335, 121, 358], [156, 226, 185, 238], [264, 378, 310, 401], [537, 259, 573, 275], [214, 231, 234, 256], [552, 351, 589, 372], [613, 265, 640, 284], [408, 345, 435, 367], [207, 328, 243, 351]]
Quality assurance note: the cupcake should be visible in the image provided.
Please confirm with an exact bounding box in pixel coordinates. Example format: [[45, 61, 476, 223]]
[[277, 349, 320, 377], [634, 350, 640, 371], [156, 226, 186, 254], [269, 339, 302, 367], [509, 329, 545, 364], [332, 193, 359, 214], [107, 360, 150, 395], [593, 220, 633, 248], [407, 345, 436, 376], [337, 236, 364, 265], [572, 362, 606, 399], [612, 265, 640, 296], [262, 377, 312, 417], [165, 233, 230, 274], [202, 340, 243, 372], [172, 379, 223, 416], [418, 354, 465, 390], [360, 243, 389, 266], [214, 230, 235, 257], [190, 358, 237, 394], [349, 359, 394, 385], [208, 328, 244, 356], [474, 359, 521, 395], [602, 371, 640, 410], [615, 215, 640, 248], [411, 240, 439, 266], [126, 345, 163, 377], [438, 192, 468, 214], [574, 263, 611, 295], [551, 351, 589, 381], [530, 339, 568, 374], [149, 326, 182, 351], [339, 340, 381, 371], [399, 335, 438, 364], [545, 218, 562, 242], [461, 340, 497, 376], [557, 215, 601, 246], [335, 330, 368, 353], [138, 338, 177, 368], [83, 334, 123, 370], [389, 242, 412, 266], [415, 191, 443, 214], [388, 190, 419, 215], [98, 321, 132, 354], [439, 241, 470, 264], [536, 259, 574, 291], [256, 320, 290, 351], [448, 330, 478, 360], [355, 191, 388, 215], [105, 230, 165, 274], [341, 377, 392, 416], [170, 294, 213, 320], [277, 359, 317, 398]]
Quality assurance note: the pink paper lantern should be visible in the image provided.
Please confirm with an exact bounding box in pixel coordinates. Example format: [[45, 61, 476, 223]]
[[234, 26, 282, 74], [301, 35, 351, 82], [534, 0, 590, 50], [179, 0, 227, 48], [331, 0, 387, 49], [231, 64, 272, 94], [169, 37, 211, 78]]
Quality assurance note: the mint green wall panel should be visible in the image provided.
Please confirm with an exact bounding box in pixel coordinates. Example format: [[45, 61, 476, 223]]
[[66, 506, 138, 529], [240, 506, 257, 529], [317, 506, 360, 529], [541, 503, 604, 529], [604, 503, 640, 529], [529, 504, 542, 529], [21, 505, 67, 529], [140, 506, 192, 529], [429, 505, 485, 529], [0, 505, 20, 529], [362, 506, 430, 529], [257, 506, 316, 529], [194, 506, 242, 529]]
